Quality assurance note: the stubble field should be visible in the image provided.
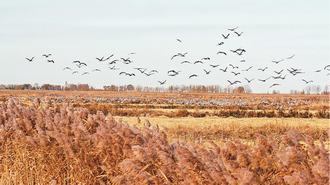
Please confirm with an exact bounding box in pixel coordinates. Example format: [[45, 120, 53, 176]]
[[0, 90, 329, 184]]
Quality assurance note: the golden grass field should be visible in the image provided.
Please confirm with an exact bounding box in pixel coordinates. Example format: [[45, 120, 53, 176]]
[[0, 90, 329, 184]]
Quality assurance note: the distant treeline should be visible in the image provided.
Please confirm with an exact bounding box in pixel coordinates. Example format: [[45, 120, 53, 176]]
[[0, 83, 329, 94]]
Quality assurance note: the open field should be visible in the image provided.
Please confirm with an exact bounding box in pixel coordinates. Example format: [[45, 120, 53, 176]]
[[0, 90, 329, 184]]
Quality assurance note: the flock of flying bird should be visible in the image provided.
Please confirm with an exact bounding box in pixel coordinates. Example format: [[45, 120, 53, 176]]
[[25, 26, 330, 89]]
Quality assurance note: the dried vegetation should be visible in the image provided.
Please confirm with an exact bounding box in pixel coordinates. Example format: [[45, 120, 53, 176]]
[[0, 98, 329, 184]]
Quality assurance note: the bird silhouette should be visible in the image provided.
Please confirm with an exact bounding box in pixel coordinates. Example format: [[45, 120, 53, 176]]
[[315, 69, 321, 72], [231, 71, 240, 76], [228, 26, 238, 31], [134, 68, 147, 73], [105, 54, 114, 60], [194, 61, 203, 64], [222, 33, 230, 39], [234, 31, 243, 36], [72, 71, 79, 74], [229, 64, 239, 69], [189, 74, 198, 79], [96, 57, 104, 61], [217, 42, 224, 46], [201, 57, 210, 60], [219, 67, 228, 72], [217, 51, 227, 55], [42, 54, 51, 57], [177, 39, 182, 42], [258, 67, 268, 71], [158, 80, 166, 85], [92, 69, 101, 72], [82, 72, 89, 75], [302, 79, 313, 84], [244, 78, 254, 83], [26, 57, 34, 62], [242, 66, 252, 71], [47, 60, 55, 63], [258, 77, 270, 82], [109, 66, 119, 70], [203, 69, 211, 74], [227, 80, 241, 85], [240, 60, 246, 62], [181, 61, 191, 64], [119, 72, 135, 76], [270, 83, 280, 88], [171, 54, 180, 60], [210, 64, 219, 68], [63, 67, 71, 70], [274, 69, 284, 74], [272, 59, 284, 64], [150, 70, 158, 74], [286, 54, 295, 59]]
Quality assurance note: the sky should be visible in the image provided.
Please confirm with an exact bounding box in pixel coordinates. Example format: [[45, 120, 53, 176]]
[[0, 0, 329, 93]]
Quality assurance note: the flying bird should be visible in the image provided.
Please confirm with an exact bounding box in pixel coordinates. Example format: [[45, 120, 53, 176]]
[[158, 80, 166, 85], [177, 39, 182, 42], [315, 69, 321, 72], [240, 60, 246, 62], [217, 42, 224, 46], [189, 74, 198, 79], [227, 80, 241, 85], [82, 72, 89, 75], [234, 31, 243, 36], [242, 66, 252, 71], [219, 67, 228, 72], [222, 33, 230, 39], [228, 26, 238, 31], [72, 71, 79, 74], [274, 69, 284, 74], [324, 65, 330, 70], [258, 77, 271, 82], [96, 57, 104, 61], [270, 84, 280, 88], [286, 54, 295, 59], [231, 71, 240, 76], [26, 57, 34, 62], [244, 78, 254, 83], [105, 54, 114, 60], [201, 57, 210, 60], [181, 61, 191, 64], [210, 64, 219, 68], [109, 66, 119, 70], [229, 64, 239, 69], [63, 67, 72, 70], [47, 60, 55, 63], [258, 67, 268, 71], [217, 51, 227, 55], [194, 61, 203, 64], [272, 59, 284, 64], [42, 54, 51, 57], [92, 69, 101, 72], [203, 69, 211, 74], [302, 79, 313, 84]]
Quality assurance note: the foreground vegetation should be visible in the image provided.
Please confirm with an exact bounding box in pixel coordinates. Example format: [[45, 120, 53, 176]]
[[0, 98, 329, 184]]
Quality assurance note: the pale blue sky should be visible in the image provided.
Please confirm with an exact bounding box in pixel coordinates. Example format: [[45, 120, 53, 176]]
[[0, 0, 329, 93]]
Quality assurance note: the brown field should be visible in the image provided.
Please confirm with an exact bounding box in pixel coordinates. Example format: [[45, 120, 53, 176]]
[[0, 90, 329, 184]]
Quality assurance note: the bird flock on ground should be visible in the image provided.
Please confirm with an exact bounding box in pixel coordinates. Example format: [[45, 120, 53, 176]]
[[25, 26, 330, 89]]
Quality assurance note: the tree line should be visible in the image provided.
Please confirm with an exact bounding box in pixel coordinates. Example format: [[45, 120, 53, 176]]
[[0, 83, 328, 94]]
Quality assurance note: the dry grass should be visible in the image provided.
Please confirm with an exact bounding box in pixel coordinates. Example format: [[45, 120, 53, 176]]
[[115, 116, 330, 147], [0, 97, 329, 184]]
